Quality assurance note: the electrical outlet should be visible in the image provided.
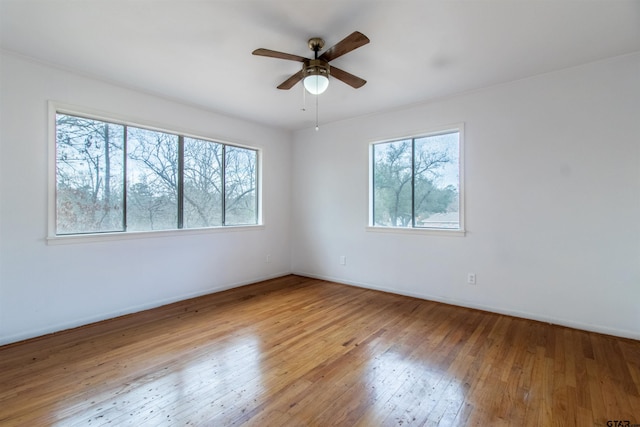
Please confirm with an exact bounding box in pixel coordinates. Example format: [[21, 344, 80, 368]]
[[467, 273, 476, 285], [339, 255, 347, 265]]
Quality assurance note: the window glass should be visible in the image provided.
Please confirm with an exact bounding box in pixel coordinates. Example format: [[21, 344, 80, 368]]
[[414, 132, 460, 229], [373, 139, 413, 227], [372, 130, 461, 230], [183, 137, 223, 228], [126, 127, 179, 231], [55, 114, 125, 234], [54, 111, 259, 236], [225, 146, 258, 225]]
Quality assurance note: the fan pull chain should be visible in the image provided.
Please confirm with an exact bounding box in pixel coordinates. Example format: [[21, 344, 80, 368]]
[[315, 94, 319, 131], [301, 82, 306, 111]]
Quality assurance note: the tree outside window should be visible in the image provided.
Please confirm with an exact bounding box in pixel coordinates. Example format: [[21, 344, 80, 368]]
[[55, 113, 258, 235], [372, 130, 461, 230]]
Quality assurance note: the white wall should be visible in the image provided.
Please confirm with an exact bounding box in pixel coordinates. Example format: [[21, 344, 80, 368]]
[[2, 51, 638, 346], [0, 52, 292, 345], [291, 53, 640, 339]]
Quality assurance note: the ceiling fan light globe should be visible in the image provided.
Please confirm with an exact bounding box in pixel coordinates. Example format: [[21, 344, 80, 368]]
[[304, 75, 329, 95]]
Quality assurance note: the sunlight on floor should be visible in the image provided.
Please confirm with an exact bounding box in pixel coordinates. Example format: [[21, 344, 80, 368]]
[[52, 334, 263, 426], [363, 350, 465, 425]]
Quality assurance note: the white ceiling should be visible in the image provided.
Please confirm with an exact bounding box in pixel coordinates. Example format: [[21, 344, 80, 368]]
[[2, 0, 639, 131]]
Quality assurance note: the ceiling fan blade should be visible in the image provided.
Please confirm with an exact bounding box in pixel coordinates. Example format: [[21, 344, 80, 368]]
[[330, 66, 367, 89], [277, 70, 304, 90], [319, 31, 370, 62], [252, 48, 307, 62]]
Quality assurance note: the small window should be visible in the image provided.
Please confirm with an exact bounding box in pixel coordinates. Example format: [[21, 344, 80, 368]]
[[371, 128, 463, 231], [54, 111, 259, 236]]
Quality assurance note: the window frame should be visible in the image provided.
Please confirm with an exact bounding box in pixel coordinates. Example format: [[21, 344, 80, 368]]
[[47, 102, 263, 244], [367, 124, 465, 236]]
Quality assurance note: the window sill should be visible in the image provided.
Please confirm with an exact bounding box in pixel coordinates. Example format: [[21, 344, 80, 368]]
[[365, 226, 465, 237], [47, 224, 265, 245]]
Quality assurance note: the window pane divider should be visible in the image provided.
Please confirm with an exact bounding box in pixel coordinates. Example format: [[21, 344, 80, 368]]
[[123, 125, 129, 231], [221, 145, 226, 226], [177, 135, 184, 229], [411, 137, 416, 228]]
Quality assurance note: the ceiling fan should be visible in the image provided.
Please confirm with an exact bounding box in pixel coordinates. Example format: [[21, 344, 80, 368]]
[[252, 31, 370, 95]]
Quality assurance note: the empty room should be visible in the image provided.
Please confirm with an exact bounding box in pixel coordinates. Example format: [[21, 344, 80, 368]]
[[1, 0, 639, 425]]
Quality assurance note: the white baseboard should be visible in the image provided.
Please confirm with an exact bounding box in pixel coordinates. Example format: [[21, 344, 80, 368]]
[[294, 271, 640, 341], [0, 271, 291, 346], [4, 270, 636, 346]]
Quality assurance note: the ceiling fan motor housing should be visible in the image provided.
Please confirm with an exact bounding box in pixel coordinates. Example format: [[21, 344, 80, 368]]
[[304, 59, 330, 79]]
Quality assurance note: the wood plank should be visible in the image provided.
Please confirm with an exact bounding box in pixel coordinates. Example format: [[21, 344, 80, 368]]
[[0, 275, 638, 426]]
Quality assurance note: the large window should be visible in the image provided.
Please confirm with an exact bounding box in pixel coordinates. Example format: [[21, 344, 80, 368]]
[[55, 112, 258, 236], [371, 128, 463, 231]]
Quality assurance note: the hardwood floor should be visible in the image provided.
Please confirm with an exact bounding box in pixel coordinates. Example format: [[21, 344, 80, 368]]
[[1, 275, 638, 426]]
